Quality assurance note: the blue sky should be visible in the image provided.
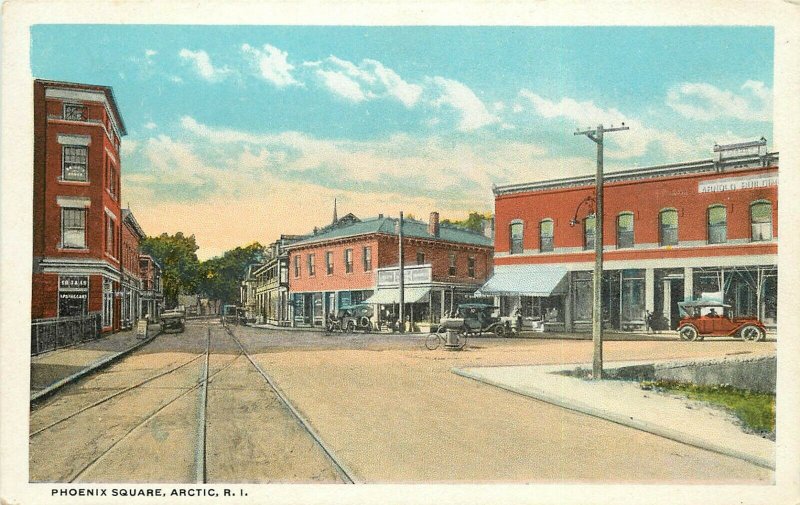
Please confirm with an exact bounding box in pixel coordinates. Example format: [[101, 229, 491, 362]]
[[31, 25, 774, 259]]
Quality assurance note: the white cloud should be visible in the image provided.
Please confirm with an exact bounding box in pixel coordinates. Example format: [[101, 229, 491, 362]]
[[519, 89, 697, 160], [169, 75, 184, 84], [430, 77, 499, 131], [315, 69, 368, 102], [241, 43, 301, 88], [363, 59, 422, 107], [178, 49, 230, 82], [144, 121, 157, 130], [145, 49, 157, 58], [666, 80, 772, 122]]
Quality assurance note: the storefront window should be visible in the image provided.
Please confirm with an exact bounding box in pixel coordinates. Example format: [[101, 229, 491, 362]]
[[659, 209, 678, 246], [621, 269, 645, 322], [509, 221, 524, 254], [750, 201, 773, 241], [58, 275, 88, 317], [708, 205, 727, 244], [584, 215, 596, 250], [573, 272, 593, 321], [102, 278, 114, 327], [539, 219, 553, 252], [617, 213, 634, 249]]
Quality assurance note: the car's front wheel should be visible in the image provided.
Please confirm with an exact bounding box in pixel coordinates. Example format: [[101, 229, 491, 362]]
[[739, 324, 765, 342], [678, 325, 699, 341]]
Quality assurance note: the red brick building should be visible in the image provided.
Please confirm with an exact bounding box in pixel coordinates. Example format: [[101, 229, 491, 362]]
[[32, 79, 126, 332], [138, 255, 163, 322], [482, 141, 778, 332], [121, 209, 145, 329], [286, 212, 493, 328]]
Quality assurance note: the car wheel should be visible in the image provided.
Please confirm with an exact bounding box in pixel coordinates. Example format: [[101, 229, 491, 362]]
[[494, 324, 505, 337], [346, 320, 355, 333], [679, 325, 699, 342], [739, 324, 763, 342]]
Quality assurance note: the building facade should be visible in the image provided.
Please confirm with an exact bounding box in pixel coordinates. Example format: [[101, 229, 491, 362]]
[[32, 79, 127, 332], [287, 212, 493, 328], [484, 142, 778, 332], [247, 235, 306, 326], [120, 209, 145, 329], [138, 254, 163, 322]]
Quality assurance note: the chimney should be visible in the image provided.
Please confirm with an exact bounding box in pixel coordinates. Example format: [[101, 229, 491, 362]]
[[378, 213, 384, 219], [428, 211, 440, 238]]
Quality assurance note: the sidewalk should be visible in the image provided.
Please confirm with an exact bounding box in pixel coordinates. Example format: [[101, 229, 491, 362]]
[[453, 359, 775, 470], [30, 323, 161, 400]]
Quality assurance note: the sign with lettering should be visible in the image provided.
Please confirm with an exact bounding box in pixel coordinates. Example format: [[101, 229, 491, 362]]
[[698, 174, 778, 194], [377, 265, 432, 287], [59, 275, 89, 290], [136, 320, 148, 338]]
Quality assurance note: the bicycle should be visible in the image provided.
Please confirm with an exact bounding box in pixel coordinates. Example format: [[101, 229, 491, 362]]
[[425, 325, 467, 351]]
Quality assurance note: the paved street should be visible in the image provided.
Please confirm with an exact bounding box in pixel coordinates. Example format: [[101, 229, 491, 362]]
[[30, 320, 775, 484]]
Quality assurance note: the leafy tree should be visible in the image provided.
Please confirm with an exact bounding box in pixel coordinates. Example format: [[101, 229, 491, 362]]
[[140, 232, 201, 307], [442, 211, 493, 233], [199, 242, 266, 305]]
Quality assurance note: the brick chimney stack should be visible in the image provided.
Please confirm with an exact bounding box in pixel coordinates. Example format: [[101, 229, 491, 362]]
[[428, 211, 440, 237]]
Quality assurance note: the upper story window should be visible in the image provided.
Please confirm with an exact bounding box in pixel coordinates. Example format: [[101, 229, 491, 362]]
[[105, 215, 116, 256], [539, 219, 554, 252], [707, 205, 727, 244], [616, 212, 634, 249], [344, 248, 353, 273], [62, 145, 88, 181], [468, 256, 476, 278], [294, 255, 300, 278], [584, 214, 596, 250], [307, 253, 316, 276], [107, 160, 117, 198], [659, 209, 678, 246], [61, 208, 86, 249], [448, 253, 457, 276], [509, 220, 524, 254], [363, 246, 372, 272], [326, 251, 334, 275], [751, 201, 773, 241], [63, 103, 86, 121], [416, 250, 426, 265]]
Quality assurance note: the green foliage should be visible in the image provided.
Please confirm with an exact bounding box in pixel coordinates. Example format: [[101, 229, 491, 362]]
[[198, 242, 266, 304], [140, 232, 201, 307], [441, 211, 492, 233], [642, 380, 775, 434]]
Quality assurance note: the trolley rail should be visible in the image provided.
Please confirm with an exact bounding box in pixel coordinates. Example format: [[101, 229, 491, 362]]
[[220, 321, 358, 484]]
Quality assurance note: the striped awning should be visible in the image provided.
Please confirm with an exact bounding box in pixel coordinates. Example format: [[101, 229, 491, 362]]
[[476, 265, 568, 297]]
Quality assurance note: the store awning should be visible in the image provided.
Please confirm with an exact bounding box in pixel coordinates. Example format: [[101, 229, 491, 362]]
[[364, 286, 431, 305], [476, 265, 568, 297]]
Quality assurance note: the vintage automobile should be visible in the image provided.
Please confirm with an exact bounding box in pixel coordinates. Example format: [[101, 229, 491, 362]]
[[676, 299, 767, 342], [338, 303, 374, 333], [438, 303, 508, 337], [160, 307, 186, 333]]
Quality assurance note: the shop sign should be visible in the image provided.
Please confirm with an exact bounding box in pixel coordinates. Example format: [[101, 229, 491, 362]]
[[698, 174, 778, 194], [377, 265, 432, 286], [59, 275, 89, 290]]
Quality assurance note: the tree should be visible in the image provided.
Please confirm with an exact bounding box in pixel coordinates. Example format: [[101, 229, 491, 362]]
[[140, 232, 201, 307], [442, 211, 493, 234], [199, 242, 266, 305]]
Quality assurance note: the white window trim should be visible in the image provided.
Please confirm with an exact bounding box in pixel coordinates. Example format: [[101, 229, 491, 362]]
[[57, 134, 91, 146], [56, 196, 91, 208]]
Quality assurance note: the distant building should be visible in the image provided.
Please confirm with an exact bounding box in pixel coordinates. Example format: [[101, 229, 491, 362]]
[[249, 235, 307, 326], [121, 209, 145, 329], [31, 79, 127, 332], [138, 255, 163, 321], [483, 140, 778, 332], [286, 212, 494, 329]]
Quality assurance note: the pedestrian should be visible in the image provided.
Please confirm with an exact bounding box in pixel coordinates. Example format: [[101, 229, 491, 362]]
[[514, 307, 522, 335]]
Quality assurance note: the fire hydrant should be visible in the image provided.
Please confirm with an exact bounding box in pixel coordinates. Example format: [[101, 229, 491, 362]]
[[444, 330, 462, 351]]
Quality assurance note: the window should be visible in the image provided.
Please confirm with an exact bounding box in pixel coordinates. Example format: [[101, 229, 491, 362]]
[[63, 103, 86, 121], [62, 145, 88, 181], [61, 208, 86, 249], [584, 214, 596, 250], [539, 219, 554, 252], [509, 221, 524, 254], [363, 246, 372, 271], [416, 251, 426, 265], [307, 254, 316, 276], [616, 212, 634, 249], [468, 256, 476, 278], [102, 278, 113, 327], [708, 205, 727, 244], [659, 209, 678, 246], [344, 249, 353, 273], [326, 251, 334, 275], [105, 215, 116, 255], [449, 253, 457, 276], [751, 201, 773, 241], [294, 255, 300, 278], [107, 160, 117, 198]]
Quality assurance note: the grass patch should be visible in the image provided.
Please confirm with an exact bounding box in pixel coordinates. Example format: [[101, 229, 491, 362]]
[[641, 380, 775, 435]]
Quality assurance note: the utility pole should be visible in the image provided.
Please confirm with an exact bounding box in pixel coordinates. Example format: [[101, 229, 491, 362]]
[[574, 123, 629, 379], [398, 211, 405, 333]]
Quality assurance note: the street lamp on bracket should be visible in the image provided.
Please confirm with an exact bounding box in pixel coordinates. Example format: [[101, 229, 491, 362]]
[[569, 195, 596, 228]]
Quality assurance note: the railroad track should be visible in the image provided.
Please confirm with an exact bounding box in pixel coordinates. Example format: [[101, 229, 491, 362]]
[[217, 322, 357, 484]]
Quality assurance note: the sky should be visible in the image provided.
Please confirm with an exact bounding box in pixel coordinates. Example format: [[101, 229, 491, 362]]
[[31, 25, 774, 259]]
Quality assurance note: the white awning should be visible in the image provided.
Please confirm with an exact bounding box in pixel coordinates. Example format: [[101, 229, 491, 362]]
[[364, 286, 431, 305], [476, 265, 568, 297]]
